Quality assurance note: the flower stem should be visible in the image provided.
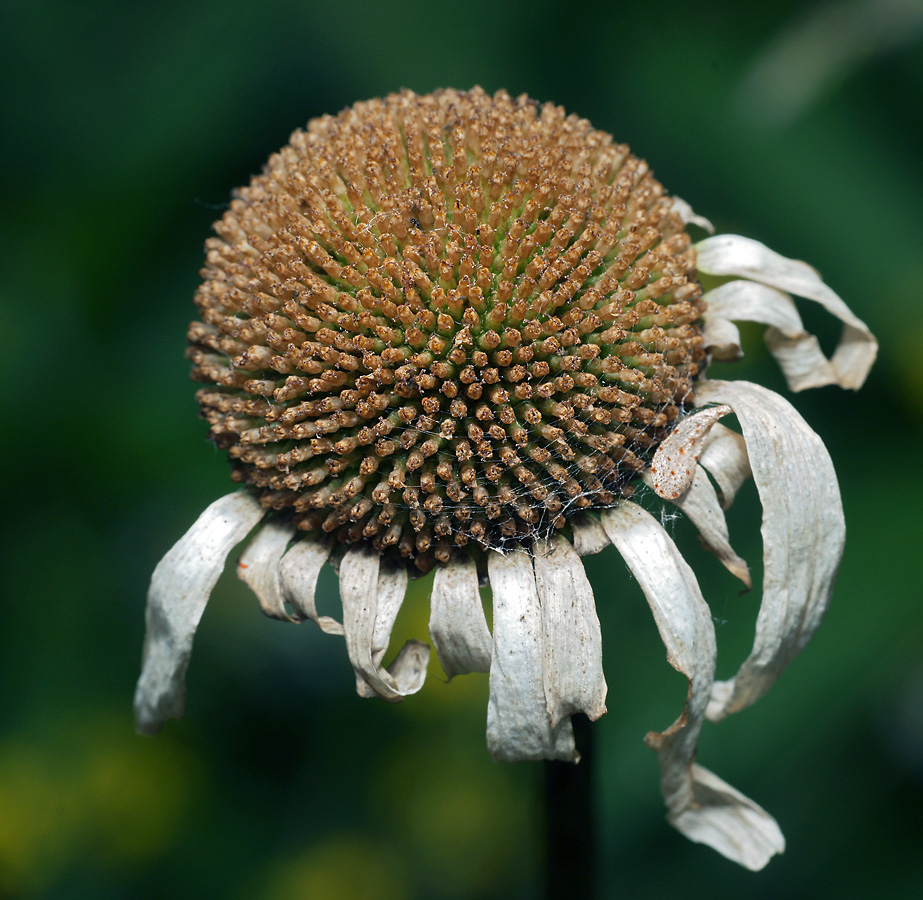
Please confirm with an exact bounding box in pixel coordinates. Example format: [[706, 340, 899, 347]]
[[543, 714, 596, 899]]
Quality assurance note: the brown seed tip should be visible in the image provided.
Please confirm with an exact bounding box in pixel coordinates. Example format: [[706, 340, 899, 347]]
[[189, 88, 706, 570]]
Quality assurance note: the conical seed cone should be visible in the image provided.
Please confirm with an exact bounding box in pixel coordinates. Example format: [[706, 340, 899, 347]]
[[190, 88, 706, 570]]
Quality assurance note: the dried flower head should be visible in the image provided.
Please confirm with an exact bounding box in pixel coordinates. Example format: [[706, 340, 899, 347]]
[[135, 88, 877, 870], [190, 89, 705, 566]]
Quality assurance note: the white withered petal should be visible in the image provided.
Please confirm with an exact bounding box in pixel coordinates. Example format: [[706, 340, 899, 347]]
[[694, 380, 845, 721], [532, 536, 607, 729], [339, 545, 429, 701], [429, 554, 492, 679], [485, 550, 579, 763], [135, 491, 264, 735], [237, 518, 300, 622], [697, 422, 752, 510], [696, 234, 877, 390], [648, 464, 751, 589], [278, 538, 341, 635], [600, 501, 784, 870]]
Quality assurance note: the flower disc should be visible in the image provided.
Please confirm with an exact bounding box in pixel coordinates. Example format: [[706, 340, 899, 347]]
[[190, 88, 706, 569]]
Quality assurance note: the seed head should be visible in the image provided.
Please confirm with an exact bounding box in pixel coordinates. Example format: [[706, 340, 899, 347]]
[[190, 88, 706, 570]]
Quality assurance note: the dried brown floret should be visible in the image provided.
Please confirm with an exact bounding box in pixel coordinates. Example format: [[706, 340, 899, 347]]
[[189, 87, 705, 569]]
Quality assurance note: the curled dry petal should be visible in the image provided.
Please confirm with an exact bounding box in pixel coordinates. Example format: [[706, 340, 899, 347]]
[[646, 466, 751, 589], [532, 536, 608, 728], [695, 380, 845, 721], [696, 235, 877, 390], [702, 280, 841, 391], [698, 423, 752, 510], [649, 404, 733, 500], [703, 280, 804, 336], [672, 765, 785, 871], [765, 329, 857, 393], [429, 553, 492, 679], [134, 491, 264, 735], [569, 513, 611, 557], [671, 196, 715, 234], [486, 550, 577, 762], [278, 537, 341, 635], [237, 518, 299, 622], [600, 501, 783, 870], [702, 316, 743, 362], [339, 544, 429, 701]]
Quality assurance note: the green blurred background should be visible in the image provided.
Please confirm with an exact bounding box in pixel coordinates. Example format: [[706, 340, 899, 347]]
[[2, 0, 922, 897]]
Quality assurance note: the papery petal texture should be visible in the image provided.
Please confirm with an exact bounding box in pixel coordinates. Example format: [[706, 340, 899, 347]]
[[237, 518, 299, 622], [696, 235, 877, 390], [648, 465, 751, 589], [339, 545, 429, 701], [278, 538, 341, 635], [532, 536, 608, 728], [135, 491, 264, 734], [650, 404, 733, 500], [486, 550, 577, 762], [703, 280, 804, 336], [672, 196, 715, 233], [672, 764, 785, 871], [695, 380, 845, 721], [698, 422, 752, 510], [600, 502, 783, 870], [429, 553, 492, 679], [570, 513, 611, 557], [702, 316, 743, 362]]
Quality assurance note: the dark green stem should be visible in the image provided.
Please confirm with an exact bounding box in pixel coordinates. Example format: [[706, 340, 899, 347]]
[[543, 714, 596, 900]]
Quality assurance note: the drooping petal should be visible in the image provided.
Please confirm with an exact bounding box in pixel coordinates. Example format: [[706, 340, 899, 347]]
[[671, 196, 715, 234], [486, 550, 577, 762], [237, 518, 299, 622], [764, 329, 858, 393], [695, 380, 845, 721], [649, 404, 733, 500], [702, 316, 743, 362], [429, 553, 491, 679], [570, 512, 611, 557], [698, 423, 752, 510], [703, 280, 804, 336], [645, 467, 751, 589], [600, 499, 711, 779], [134, 491, 264, 735], [367, 560, 407, 669], [532, 536, 607, 727], [278, 537, 341, 635], [600, 501, 783, 870], [672, 765, 785, 872], [702, 279, 808, 368], [338, 544, 380, 676], [702, 279, 850, 392], [696, 234, 877, 390], [339, 545, 429, 701]]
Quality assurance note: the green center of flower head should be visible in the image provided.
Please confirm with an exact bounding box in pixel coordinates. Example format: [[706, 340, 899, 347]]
[[189, 88, 706, 571]]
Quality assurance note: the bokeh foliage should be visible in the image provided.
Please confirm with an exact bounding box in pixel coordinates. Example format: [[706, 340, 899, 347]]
[[1, 0, 921, 897]]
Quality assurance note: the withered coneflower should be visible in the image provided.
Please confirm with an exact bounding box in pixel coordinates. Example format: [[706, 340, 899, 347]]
[[135, 88, 876, 870]]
